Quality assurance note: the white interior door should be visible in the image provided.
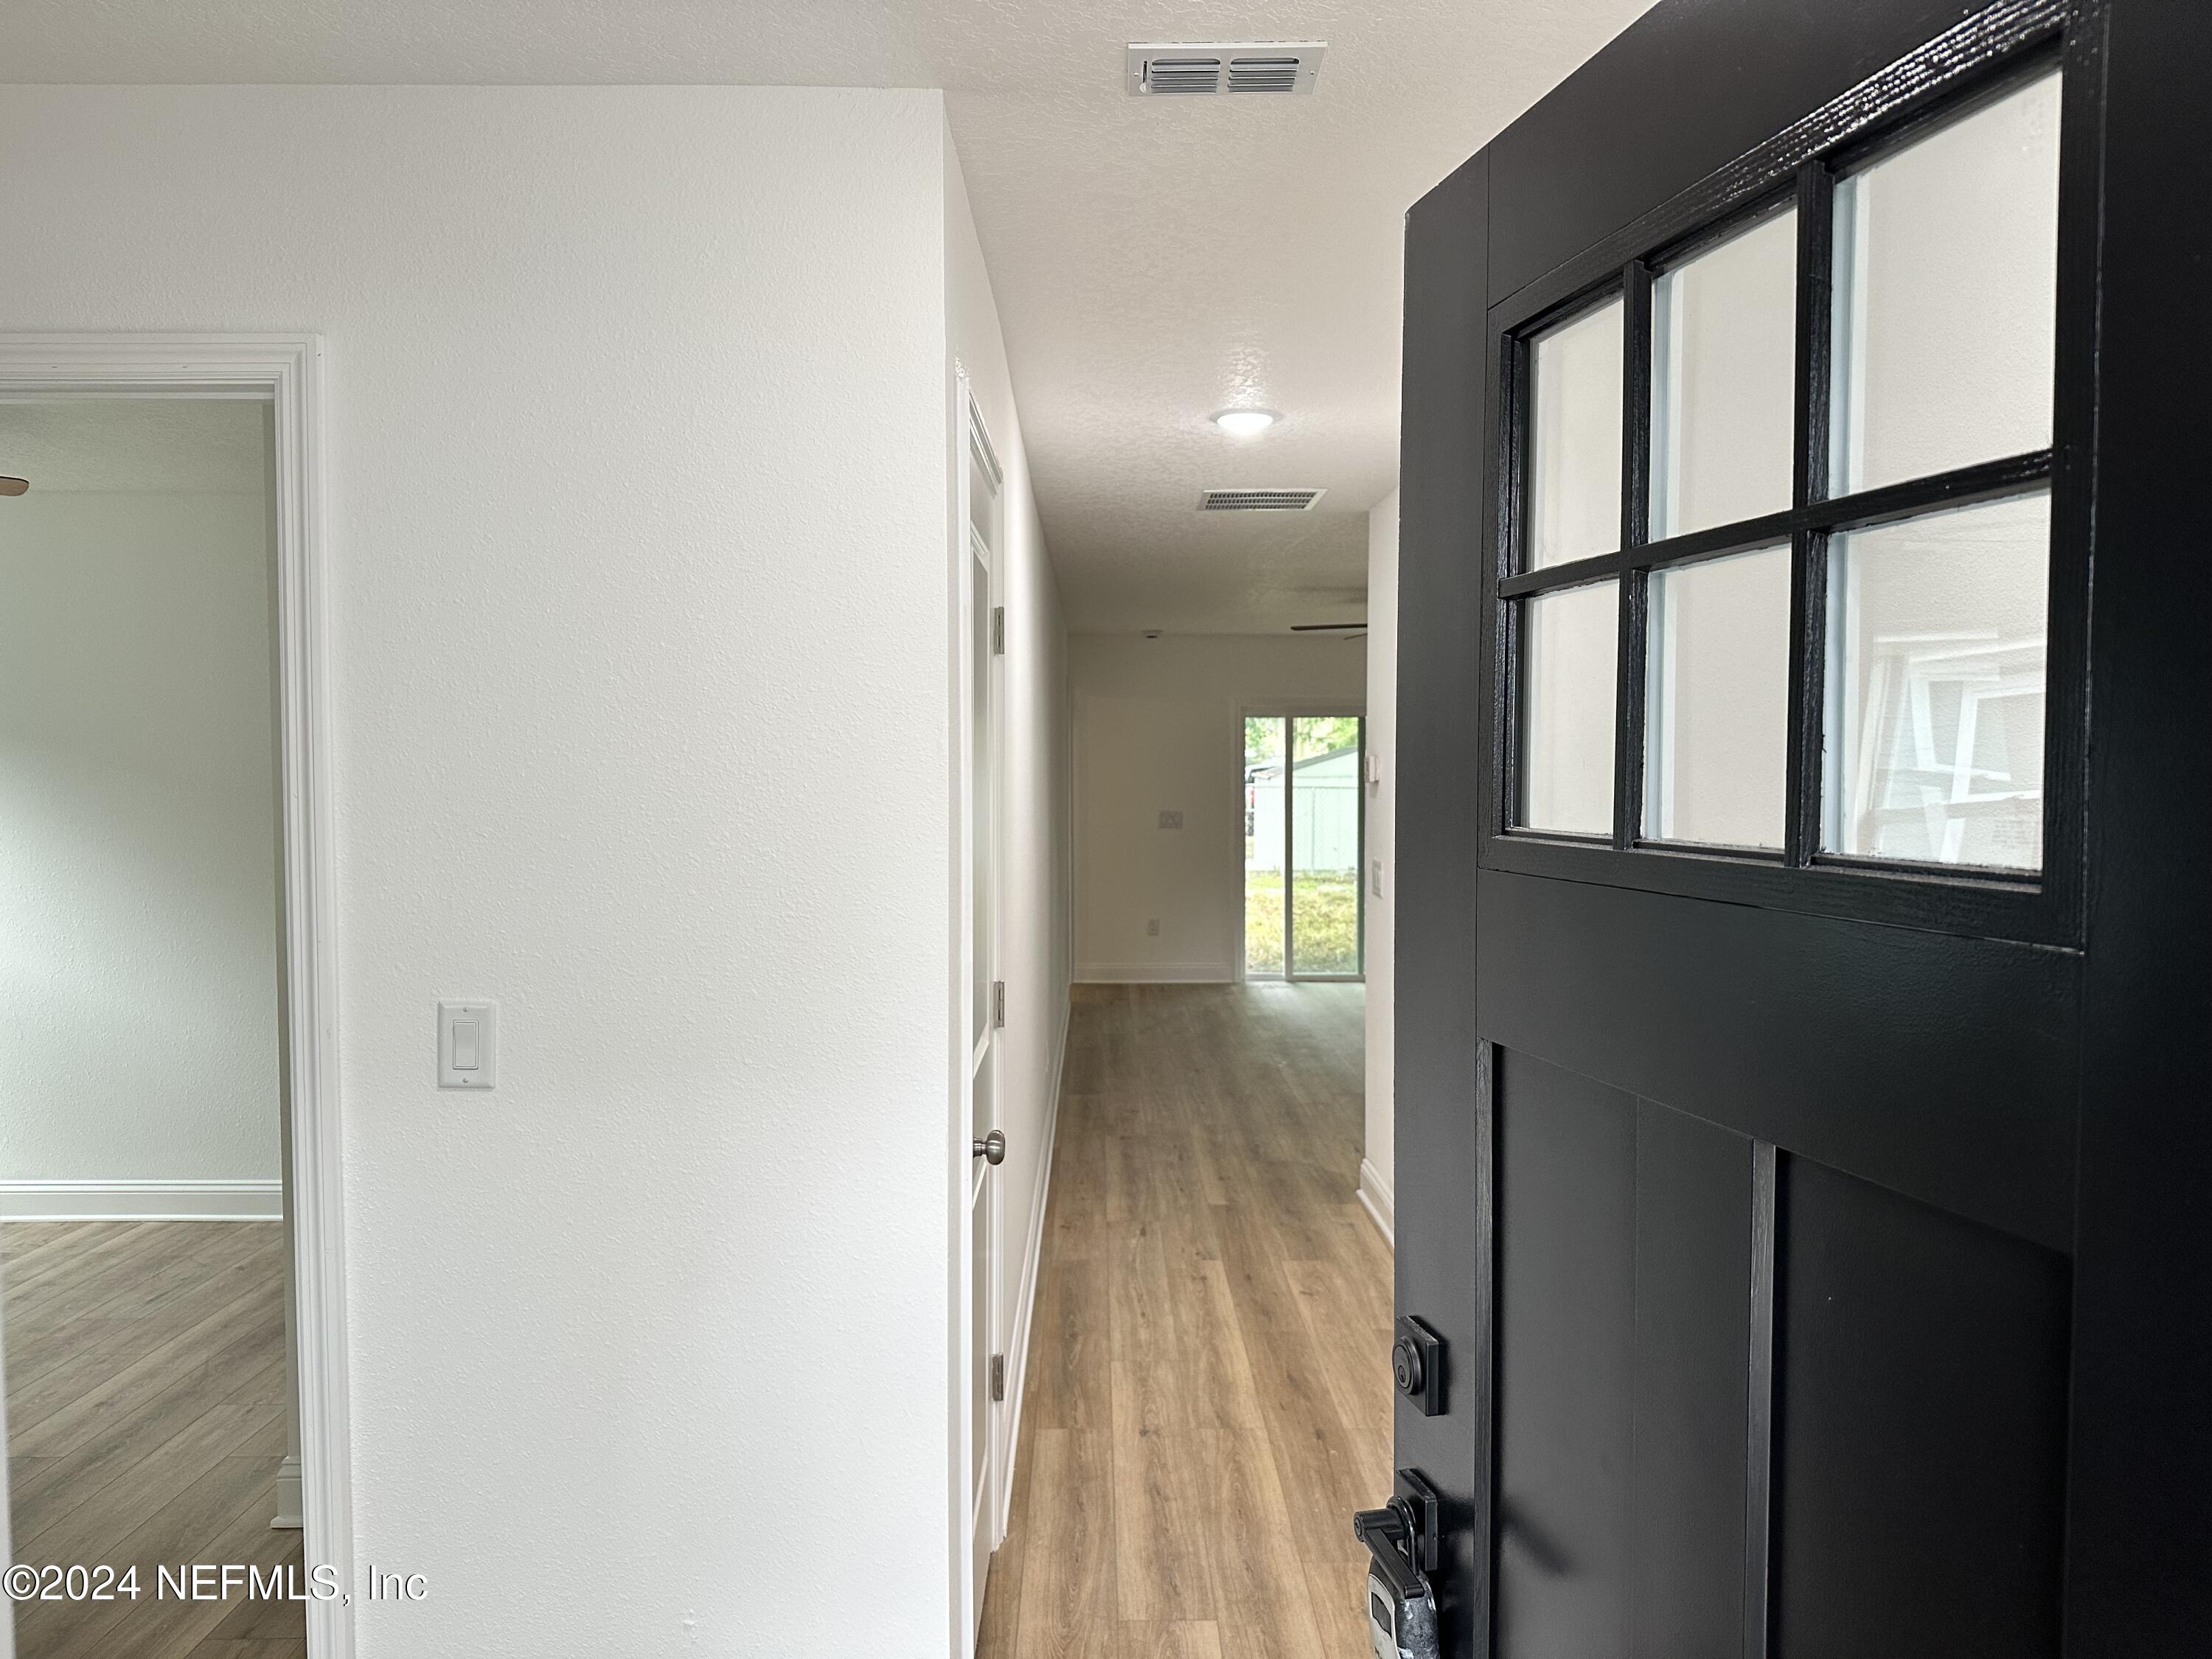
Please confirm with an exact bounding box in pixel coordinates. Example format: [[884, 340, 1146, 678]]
[[960, 386, 1004, 1653]]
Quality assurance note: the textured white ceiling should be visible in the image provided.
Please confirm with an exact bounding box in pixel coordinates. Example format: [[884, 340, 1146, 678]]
[[0, 0, 1656, 630]]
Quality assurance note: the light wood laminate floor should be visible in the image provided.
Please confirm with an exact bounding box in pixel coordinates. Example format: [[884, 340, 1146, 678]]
[[981, 981, 1392, 1659], [3, 1220, 305, 1659]]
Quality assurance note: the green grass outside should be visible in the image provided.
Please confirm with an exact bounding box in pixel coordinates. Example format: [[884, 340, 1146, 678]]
[[1244, 868, 1362, 977]]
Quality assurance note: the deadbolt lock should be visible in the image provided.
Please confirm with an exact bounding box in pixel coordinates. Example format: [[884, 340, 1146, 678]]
[[1393, 1315, 1445, 1416]]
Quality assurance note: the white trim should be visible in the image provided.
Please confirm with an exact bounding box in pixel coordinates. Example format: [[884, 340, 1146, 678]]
[[273, 1455, 305, 1530], [992, 992, 1071, 1545], [1357, 1158, 1397, 1248], [0, 1180, 282, 1221], [966, 383, 1004, 493], [1075, 961, 1236, 984], [0, 335, 353, 1659]]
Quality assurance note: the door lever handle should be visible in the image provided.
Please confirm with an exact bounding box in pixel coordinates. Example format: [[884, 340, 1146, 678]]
[[972, 1130, 1006, 1165], [1357, 1470, 1444, 1659], [1353, 1503, 1428, 1605]]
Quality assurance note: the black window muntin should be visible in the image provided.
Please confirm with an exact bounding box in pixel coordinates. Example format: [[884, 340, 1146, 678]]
[[1483, 10, 2092, 948]]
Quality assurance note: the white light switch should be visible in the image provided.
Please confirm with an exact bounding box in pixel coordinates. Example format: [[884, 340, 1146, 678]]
[[439, 1001, 497, 1089]]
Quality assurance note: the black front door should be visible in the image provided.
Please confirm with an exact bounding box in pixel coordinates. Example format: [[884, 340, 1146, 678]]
[[1391, 1, 2212, 1655]]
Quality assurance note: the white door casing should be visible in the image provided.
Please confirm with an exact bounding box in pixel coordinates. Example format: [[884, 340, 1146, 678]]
[[0, 336, 352, 1658]]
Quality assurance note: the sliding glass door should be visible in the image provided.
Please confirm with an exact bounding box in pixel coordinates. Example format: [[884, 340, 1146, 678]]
[[1242, 712, 1365, 981]]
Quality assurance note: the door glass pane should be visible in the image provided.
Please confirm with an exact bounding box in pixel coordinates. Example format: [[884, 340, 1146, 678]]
[[1646, 546, 1791, 848], [1823, 491, 2049, 870], [1518, 581, 1618, 836], [1528, 296, 1625, 568], [1290, 716, 1363, 976], [1243, 715, 1285, 976], [1831, 70, 2062, 495], [1652, 207, 1798, 538], [970, 546, 991, 1042]]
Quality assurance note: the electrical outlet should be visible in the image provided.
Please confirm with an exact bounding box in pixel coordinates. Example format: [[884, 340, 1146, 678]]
[[1157, 810, 1183, 830], [1147, 917, 1161, 936]]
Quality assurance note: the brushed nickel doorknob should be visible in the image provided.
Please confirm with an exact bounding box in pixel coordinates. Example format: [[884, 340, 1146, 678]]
[[973, 1130, 1006, 1166]]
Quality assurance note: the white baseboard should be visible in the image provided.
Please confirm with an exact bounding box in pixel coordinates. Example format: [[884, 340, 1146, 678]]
[[995, 990, 1071, 1543], [0, 1180, 283, 1222], [1074, 961, 1233, 984], [1357, 1158, 1395, 1248], [272, 1455, 304, 1530]]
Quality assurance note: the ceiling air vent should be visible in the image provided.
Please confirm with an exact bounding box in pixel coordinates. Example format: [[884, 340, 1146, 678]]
[[1126, 43, 1327, 97], [1200, 488, 1327, 512]]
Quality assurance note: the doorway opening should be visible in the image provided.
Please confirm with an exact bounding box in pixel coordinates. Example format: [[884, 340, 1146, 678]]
[[1, 392, 303, 1656], [0, 339, 349, 1659], [1243, 712, 1366, 981]]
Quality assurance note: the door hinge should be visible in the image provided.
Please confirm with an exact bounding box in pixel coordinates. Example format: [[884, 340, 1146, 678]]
[[992, 980, 1007, 1028], [990, 1353, 1006, 1402], [992, 605, 1006, 655]]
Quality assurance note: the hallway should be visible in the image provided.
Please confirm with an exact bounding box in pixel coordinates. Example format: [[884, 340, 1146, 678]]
[[981, 982, 1391, 1659]]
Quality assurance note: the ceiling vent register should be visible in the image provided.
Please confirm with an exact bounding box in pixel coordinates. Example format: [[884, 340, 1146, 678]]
[[1200, 488, 1327, 512], [1126, 43, 1328, 97]]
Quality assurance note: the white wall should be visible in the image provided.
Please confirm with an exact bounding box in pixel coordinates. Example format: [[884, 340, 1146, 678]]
[[0, 86, 961, 1658], [0, 410, 284, 1206], [945, 130, 1071, 1537], [1072, 633, 1366, 982], [1361, 491, 1399, 1240]]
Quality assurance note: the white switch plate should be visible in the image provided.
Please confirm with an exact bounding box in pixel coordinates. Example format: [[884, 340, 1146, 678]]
[[438, 1001, 497, 1089]]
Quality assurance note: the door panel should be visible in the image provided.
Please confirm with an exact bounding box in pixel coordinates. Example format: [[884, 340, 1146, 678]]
[[1627, 1102, 1759, 1659], [971, 1184, 990, 1489], [1494, 1051, 1635, 1659], [1477, 872, 2076, 1251], [1495, 1054, 1766, 1659], [1771, 1155, 2070, 1659], [971, 541, 993, 1046], [1391, 3, 2212, 1657]]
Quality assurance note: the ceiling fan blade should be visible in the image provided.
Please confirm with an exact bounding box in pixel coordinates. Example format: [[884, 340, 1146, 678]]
[[1290, 621, 1367, 633], [0, 477, 27, 496]]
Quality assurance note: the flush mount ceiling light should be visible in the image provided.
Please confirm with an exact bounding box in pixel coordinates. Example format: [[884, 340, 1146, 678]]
[[1212, 409, 1278, 438]]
